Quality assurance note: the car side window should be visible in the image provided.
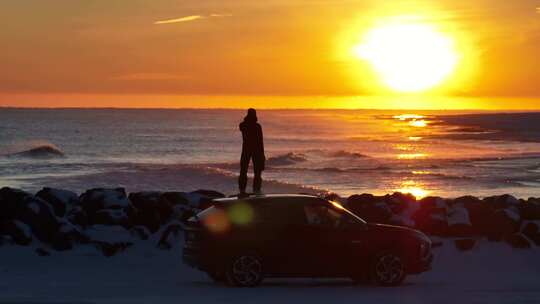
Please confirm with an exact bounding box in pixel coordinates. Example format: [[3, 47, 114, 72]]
[[304, 203, 341, 228]]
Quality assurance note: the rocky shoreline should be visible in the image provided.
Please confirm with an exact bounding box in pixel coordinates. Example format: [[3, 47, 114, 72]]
[[1, 187, 539, 256]]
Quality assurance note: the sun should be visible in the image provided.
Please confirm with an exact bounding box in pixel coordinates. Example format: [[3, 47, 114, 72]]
[[353, 21, 460, 93]]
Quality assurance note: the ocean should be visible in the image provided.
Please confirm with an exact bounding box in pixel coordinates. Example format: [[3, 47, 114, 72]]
[[1, 108, 540, 198]]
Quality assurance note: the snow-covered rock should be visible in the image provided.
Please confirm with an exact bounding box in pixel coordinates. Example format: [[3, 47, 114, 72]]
[[51, 220, 90, 251], [157, 222, 183, 250], [1, 220, 32, 246], [86, 225, 134, 257], [18, 196, 60, 243], [91, 209, 131, 228], [66, 206, 89, 228], [505, 233, 532, 249], [521, 221, 540, 246], [412, 207, 448, 235], [80, 188, 130, 214], [447, 205, 472, 229], [129, 191, 174, 227], [130, 226, 150, 240], [36, 187, 79, 217]]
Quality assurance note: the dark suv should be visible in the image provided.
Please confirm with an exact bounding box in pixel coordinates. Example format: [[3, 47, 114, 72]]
[[183, 194, 432, 287]]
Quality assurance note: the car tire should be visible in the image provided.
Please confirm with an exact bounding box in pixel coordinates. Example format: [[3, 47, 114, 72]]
[[225, 254, 264, 287], [371, 252, 406, 286]]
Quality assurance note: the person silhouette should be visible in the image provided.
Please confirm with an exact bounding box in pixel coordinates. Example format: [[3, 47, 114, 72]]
[[238, 108, 265, 195]]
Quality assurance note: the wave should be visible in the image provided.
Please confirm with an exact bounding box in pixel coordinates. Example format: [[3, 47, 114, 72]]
[[266, 152, 308, 166], [17, 163, 321, 195], [329, 150, 368, 159], [5, 142, 64, 159]]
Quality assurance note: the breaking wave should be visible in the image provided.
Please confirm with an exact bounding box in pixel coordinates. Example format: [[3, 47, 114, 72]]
[[266, 152, 308, 166], [5, 142, 64, 159]]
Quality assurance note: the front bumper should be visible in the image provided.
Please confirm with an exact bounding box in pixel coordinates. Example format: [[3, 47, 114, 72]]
[[407, 252, 433, 274]]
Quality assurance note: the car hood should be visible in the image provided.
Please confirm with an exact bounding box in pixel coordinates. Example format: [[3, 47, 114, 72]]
[[367, 222, 426, 238]]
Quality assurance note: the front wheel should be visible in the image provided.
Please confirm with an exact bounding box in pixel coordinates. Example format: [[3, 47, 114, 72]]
[[371, 252, 406, 286], [225, 254, 264, 287]]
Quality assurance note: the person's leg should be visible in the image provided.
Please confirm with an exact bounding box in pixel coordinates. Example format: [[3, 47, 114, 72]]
[[238, 152, 250, 194], [253, 155, 263, 193]]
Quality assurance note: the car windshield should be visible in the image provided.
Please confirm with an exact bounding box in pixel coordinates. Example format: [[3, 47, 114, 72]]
[[304, 200, 367, 227], [327, 200, 367, 225]]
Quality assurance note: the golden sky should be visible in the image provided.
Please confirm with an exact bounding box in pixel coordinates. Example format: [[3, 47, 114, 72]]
[[0, 0, 539, 109]]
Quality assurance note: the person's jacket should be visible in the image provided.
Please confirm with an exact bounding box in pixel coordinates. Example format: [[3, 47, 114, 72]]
[[239, 118, 264, 155]]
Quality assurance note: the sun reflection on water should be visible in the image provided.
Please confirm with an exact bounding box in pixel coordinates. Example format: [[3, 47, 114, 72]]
[[408, 119, 428, 127], [397, 153, 427, 159], [393, 114, 425, 120], [395, 180, 430, 198]]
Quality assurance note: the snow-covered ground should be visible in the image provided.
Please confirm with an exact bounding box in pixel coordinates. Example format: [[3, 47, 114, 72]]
[[1, 238, 539, 304]]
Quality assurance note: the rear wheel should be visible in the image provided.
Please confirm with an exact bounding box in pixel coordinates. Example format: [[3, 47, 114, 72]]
[[371, 252, 406, 286], [225, 254, 264, 287]]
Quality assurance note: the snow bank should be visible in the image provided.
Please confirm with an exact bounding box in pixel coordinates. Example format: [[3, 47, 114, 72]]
[[0, 239, 538, 304]]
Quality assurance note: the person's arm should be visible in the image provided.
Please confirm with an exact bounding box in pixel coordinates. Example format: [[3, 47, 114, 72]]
[[258, 124, 265, 156]]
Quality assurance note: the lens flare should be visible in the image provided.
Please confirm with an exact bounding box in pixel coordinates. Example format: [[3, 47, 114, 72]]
[[228, 202, 254, 225], [202, 208, 230, 233]]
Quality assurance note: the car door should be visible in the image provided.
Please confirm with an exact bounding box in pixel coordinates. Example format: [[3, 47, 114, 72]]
[[254, 201, 309, 276], [299, 200, 354, 276]]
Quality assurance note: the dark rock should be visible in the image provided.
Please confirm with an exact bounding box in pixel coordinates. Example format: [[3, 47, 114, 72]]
[[486, 207, 520, 241], [36, 187, 79, 217], [173, 204, 195, 222], [67, 206, 89, 228], [347, 193, 377, 206], [192, 189, 225, 199], [447, 206, 475, 237], [521, 221, 540, 246], [346, 194, 393, 223], [52, 222, 90, 251], [454, 238, 476, 251], [386, 192, 416, 207], [453, 195, 482, 206], [460, 200, 493, 236], [35, 248, 51, 256], [322, 192, 342, 202], [419, 196, 447, 209], [130, 225, 150, 240], [129, 191, 174, 224], [1, 220, 32, 246], [483, 194, 519, 210], [132, 208, 161, 233], [161, 192, 189, 206], [520, 198, 540, 220], [411, 207, 448, 235], [505, 233, 531, 249], [79, 188, 130, 214], [157, 223, 183, 250], [17, 196, 60, 243], [0, 187, 33, 221]]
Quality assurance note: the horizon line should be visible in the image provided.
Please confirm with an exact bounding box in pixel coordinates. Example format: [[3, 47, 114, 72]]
[[1, 106, 540, 112]]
